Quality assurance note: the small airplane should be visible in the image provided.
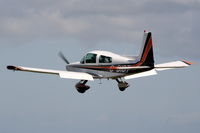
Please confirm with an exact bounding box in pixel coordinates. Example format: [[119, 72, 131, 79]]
[[7, 31, 192, 93]]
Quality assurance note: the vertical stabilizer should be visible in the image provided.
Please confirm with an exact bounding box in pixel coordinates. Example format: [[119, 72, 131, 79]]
[[138, 30, 154, 67]]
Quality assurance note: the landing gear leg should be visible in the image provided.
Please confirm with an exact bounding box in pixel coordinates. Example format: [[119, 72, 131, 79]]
[[75, 80, 90, 93], [116, 78, 129, 91]]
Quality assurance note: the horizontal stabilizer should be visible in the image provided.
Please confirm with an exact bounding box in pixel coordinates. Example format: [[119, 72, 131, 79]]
[[124, 69, 157, 80], [155, 60, 192, 71], [7, 65, 94, 81]]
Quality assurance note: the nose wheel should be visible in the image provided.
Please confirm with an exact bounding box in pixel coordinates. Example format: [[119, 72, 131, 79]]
[[116, 78, 129, 91], [75, 80, 90, 93]]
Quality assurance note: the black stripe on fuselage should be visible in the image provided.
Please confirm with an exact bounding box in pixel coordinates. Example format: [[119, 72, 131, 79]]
[[69, 64, 153, 74]]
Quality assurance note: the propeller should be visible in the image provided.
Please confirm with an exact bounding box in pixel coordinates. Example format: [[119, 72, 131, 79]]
[[58, 51, 70, 64]]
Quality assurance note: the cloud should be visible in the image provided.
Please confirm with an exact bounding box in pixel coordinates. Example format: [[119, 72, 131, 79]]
[[0, 0, 199, 58]]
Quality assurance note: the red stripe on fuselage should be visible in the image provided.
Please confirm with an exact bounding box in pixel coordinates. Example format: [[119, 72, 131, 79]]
[[81, 66, 118, 70]]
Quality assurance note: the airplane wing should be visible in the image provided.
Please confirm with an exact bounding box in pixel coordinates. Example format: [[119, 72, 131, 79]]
[[124, 69, 157, 79], [124, 60, 192, 80], [154, 60, 192, 71], [7, 65, 94, 81]]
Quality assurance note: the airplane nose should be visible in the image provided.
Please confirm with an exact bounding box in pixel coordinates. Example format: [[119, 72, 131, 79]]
[[66, 65, 70, 70], [66, 65, 73, 71]]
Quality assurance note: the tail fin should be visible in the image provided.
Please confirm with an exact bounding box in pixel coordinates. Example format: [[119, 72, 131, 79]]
[[138, 31, 154, 67]]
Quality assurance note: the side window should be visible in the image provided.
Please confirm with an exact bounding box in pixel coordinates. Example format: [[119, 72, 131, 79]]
[[85, 53, 97, 63], [99, 55, 112, 63]]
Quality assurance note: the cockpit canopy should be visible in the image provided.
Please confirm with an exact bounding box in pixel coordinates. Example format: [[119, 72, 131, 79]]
[[80, 53, 112, 64]]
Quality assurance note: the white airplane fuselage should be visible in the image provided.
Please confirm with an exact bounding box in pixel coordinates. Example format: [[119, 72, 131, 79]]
[[66, 50, 152, 79]]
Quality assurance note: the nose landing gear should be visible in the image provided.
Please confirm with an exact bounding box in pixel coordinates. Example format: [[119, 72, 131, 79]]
[[75, 80, 90, 93], [116, 78, 129, 91]]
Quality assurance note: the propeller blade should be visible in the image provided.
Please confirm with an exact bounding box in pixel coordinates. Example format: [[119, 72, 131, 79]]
[[58, 52, 70, 64]]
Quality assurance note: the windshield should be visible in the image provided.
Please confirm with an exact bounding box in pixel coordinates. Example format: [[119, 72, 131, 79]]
[[85, 53, 97, 63], [80, 56, 85, 64]]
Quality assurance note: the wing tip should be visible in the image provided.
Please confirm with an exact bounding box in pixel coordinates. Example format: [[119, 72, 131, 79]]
[[7, 65, 22, 70], [182, 60, 193, 65], [7, 65, 16, 70]]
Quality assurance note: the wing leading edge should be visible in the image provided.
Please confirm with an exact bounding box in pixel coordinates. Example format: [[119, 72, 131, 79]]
[[7, 65, 94, 81]]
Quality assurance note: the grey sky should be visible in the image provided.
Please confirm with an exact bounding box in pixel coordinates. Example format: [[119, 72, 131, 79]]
[[0, 0, 200, 133]]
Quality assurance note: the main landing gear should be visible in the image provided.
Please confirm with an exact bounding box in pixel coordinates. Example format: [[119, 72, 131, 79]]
[[75, 79, 129, 93], [116, 78, 130, 91], [75, 80, 90, 93]]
